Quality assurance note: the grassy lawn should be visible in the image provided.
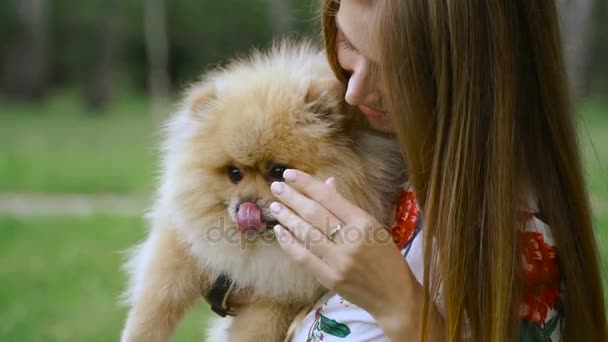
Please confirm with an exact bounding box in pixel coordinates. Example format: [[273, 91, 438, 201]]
[[0, 94, 605, 200], [0, 93, 159, 194], [581, 101, 608, 207], [0, 216, 212, 342], [580, 101, 608, 300]]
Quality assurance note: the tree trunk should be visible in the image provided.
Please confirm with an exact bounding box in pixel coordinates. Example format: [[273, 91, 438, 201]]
[[1, 0, 49, 100], [84, 0, 122, 112], [144, 0, 170, 114], [558, 0, 594, 99], [586, 0, 608, 98]]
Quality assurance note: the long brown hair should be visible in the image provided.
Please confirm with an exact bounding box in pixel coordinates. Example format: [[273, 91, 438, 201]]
[[322, 0, 607, 341]]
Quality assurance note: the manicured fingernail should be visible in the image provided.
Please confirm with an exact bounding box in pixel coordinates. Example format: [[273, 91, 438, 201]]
[[273, 224, 287, 240], [270, 202, 283, 214], [324, 177, 335, 186], [283, 169, 297, 183], [271, 181, 284, 195]]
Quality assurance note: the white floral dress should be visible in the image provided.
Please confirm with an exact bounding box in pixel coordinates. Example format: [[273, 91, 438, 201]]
[[290, 189, 564, 341]]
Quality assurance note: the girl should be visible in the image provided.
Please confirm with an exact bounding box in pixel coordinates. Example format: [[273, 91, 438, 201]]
[[270, 0, 608, 341]]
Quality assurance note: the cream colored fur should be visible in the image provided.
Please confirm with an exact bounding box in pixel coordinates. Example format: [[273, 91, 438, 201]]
[[121, 41, 404, 342]]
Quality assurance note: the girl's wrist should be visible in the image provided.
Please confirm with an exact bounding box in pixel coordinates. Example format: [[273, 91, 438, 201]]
[[368, 258, 447, 341], [369, 273, 424, 341], [369, 256, 424, 341], [374, 292, 446, 342]]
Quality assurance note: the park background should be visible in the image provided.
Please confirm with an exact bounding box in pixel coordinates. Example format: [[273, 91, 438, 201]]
[[0, 0, 606, 340]]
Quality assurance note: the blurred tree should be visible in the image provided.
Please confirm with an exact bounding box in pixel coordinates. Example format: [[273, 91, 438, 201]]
[[83, 0, 123, 111], [1, 0, 49, 100], [0, 2, 11, 61], [165, 0, 274, 87], [559, 0, 594, 100], [144, 0, 170, 113], [585, 0, 608, 100], [7, 1, 596, 107], [290, 0, 319, 35], [264, 0, 294, 35]]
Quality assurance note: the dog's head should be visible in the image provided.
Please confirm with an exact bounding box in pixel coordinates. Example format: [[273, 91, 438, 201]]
[[160, 42, 362, 246]]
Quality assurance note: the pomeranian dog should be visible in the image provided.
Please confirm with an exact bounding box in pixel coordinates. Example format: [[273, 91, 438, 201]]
[[120, 40, 404, 342]]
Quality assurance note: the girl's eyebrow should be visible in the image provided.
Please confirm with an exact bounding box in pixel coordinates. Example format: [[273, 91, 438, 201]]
[[335, 15, 381, 65]]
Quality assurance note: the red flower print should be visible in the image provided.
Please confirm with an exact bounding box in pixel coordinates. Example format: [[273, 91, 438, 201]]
[[519, 231, 560, 324], [519, 210, 535, 222], [390, 190, 418, 250]]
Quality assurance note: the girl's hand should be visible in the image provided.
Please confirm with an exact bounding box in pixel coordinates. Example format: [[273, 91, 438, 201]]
[[269, 169, 432, 339]]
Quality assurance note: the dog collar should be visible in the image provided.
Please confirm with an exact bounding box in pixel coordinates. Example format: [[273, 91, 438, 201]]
[[203, 273, 237, 317]]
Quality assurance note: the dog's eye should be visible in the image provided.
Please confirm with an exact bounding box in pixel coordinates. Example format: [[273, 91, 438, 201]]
[[269, 165, 289, 181], [227, 166, 243, 184]]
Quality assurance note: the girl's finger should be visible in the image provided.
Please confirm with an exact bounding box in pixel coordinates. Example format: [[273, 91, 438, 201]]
[[280, 169, 368, 227], [271, 181, 343, 239], [270, 201, 336, 257], [273, 224, 339, 289]]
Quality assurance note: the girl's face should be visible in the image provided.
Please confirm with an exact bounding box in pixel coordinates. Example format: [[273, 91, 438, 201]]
[[336, 0, 392, 132]]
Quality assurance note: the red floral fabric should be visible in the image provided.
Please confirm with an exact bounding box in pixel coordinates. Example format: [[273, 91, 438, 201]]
[[390, 190, 419, 250], [519, 214, 561, 326], [390, 194, 563, 340]]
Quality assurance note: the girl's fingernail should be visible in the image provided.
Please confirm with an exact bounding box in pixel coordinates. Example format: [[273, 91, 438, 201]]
[[283, 169, 297, 182], [270, 202, 283, 214], [274, 224, 287, 240], [325, 177, 336, 186], [271, 181, 284, 195]]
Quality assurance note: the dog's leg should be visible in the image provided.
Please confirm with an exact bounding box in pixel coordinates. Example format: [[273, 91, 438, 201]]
[[208, 300, 300, 342], [121, 225, 207, 342]]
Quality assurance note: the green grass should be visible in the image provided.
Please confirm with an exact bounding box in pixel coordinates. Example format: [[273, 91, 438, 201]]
[[597, 215, 608, 264], [0, 94, 606, 199], [0, 94, 606, 200], [5, 215, 605, 342], [580, 101, 608, 300], [0, 216, 213, 342], [0, 93, 159, 194], [580, 101, 608, 206]]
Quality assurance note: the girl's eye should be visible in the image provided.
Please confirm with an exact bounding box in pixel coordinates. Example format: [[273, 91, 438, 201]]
[[269, 165, 289, 181], [227, 166, 243, 184], [337, 32, 357, 52], [338, 38, 355, 52]]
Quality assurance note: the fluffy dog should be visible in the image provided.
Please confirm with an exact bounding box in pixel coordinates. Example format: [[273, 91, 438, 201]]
[[121, 41, 404, 342]]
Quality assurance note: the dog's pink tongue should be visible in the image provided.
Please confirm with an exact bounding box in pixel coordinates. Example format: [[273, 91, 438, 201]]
[[236, 202, 265, 232]]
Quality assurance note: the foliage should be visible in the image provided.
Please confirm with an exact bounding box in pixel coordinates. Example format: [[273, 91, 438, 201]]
[[2, 0, 318, 94], [0, 0, 604, 100], [585, 0, 608, 97]]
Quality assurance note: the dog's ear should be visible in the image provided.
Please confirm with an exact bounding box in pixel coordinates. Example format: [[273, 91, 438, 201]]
[[304, 77, 344, 117], [185, 80, 217, 115]]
